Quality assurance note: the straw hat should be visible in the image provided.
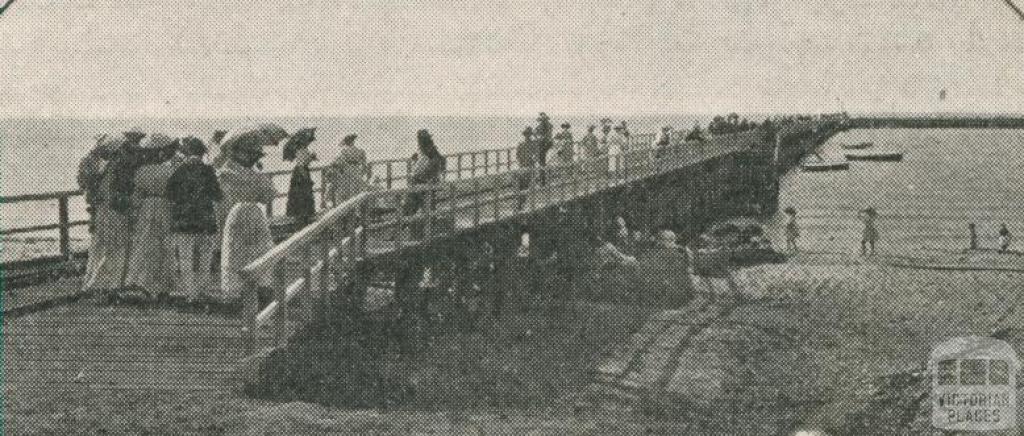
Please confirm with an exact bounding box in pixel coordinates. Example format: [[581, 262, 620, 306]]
[[342, 134, 358, 145]]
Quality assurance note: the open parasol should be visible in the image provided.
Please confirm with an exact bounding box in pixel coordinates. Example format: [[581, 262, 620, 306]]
[[219, 123, 289, 157], [282, 127, 317, 161]]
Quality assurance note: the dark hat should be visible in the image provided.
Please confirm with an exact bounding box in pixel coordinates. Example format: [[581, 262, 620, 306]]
[[783, 206, 796, 215], [561, 123, 571, 129], [537, 112, 549, 120], [522, 126, 534, 136], [613, 125, 624, 131], [282, 127, 317, 161], [417, 129, 432, 139], [342, 134, 358, 145], [211, 130, 228, 144], [587, 125, 596, 131], [179, 136, 208, 156]]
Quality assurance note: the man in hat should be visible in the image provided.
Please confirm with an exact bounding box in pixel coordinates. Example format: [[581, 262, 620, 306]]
[[535, 113, 554, 183], [608, 124, 628, 175]]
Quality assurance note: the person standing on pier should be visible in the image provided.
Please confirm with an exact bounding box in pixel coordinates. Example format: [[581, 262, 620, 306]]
[[859, 207, 878, 256], [998, 224, 1012, 253], [535, 113, 553, 184], [553, 123, 575, 166], [218, 140, 278, 306], [514, 127, 537, 210], [166, 137, 223, 302], [80, 134, 125, 290], [579, 125, 600, 174], [324, 134, 370, 209], [399, 129, 446, 239], [124, 134, 180, 298], [283, 128, 318, 226], [608, 124, 628, 175]]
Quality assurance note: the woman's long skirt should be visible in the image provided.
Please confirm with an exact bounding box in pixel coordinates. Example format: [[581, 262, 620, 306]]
[[83, 204, 132, 291], [221, 202, 274, 300], [123, 197, 175, 294]]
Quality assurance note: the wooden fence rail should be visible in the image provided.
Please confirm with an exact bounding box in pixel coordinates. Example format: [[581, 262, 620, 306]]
[[236, 126, 798, 358]]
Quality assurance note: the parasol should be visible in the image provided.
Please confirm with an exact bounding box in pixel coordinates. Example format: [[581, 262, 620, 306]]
[[282, 127, 317, 161], [218, 123, 289, 157]]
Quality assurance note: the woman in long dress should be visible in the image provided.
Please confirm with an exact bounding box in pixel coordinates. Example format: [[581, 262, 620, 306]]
[[123, 135, 180, 297], [218, 143, 277, 305], [325, 134, 369, 208]]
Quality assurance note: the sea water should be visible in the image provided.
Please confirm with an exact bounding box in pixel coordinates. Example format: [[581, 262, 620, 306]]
[[767, 128, 1024, 256]]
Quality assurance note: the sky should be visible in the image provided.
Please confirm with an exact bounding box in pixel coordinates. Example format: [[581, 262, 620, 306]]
[[1, 0, 1022, 117]]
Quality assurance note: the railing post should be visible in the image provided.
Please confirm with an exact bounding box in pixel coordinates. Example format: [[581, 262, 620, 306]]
[[457, 155, 464, 180], [242, 275, 259, 355], [471, 154, 477, 177], [266, 201, 274, 218], [57, 196, 70, 260], [386, 162, 394, 190], [484, 152, 490, 175], [507, 149, 513, 171], [492, 177, 500, 221], [472, 178, 481, 225]]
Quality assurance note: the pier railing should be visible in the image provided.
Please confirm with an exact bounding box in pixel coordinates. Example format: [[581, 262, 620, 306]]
[[237, 130, 761, 355], [0, 134, 656, 270]]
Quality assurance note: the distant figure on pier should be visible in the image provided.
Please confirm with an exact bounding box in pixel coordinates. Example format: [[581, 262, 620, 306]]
[[968, 223, 978, 250], [166, 137, 222, 302], [608, 124, 628, 174], [325, 134, 370, 209], [218, 139, 278, 305], [283, 128, 318, 226], [209, 130, 229, 168], [784, 206, 800, 253], [654, 126, 673, 158], [535, 112, 554, 168], [552, 123, 575, 165], [579, 125, 601, 174], [859, 207, 878, 256], [124, 134, 181, 298], [999, 224, 1012, 253], [399, 130, 446, 239], [514, 126, 537, 210]]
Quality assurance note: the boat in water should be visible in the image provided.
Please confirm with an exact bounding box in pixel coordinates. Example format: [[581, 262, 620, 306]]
[[844, 151, 904, 162], [800, 155, 850, 172], [840, 141, 874, 150]]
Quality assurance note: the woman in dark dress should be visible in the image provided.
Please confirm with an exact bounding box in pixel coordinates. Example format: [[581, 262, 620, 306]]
[[283, 128, 318, 226]]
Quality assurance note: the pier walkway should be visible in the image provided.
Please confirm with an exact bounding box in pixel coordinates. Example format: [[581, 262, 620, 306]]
[[3, 119, 838, 394]]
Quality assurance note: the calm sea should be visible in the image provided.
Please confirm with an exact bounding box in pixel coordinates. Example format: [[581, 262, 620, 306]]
[[766, 128, 1024, 255]]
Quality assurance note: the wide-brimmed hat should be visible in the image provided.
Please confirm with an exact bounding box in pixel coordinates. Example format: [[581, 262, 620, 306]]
[[342, 134, 358, 145], [522, 126, 534, 136], [783, 206, 797, 215], [560, 123, 571, 129], [587, 125, 597, 131], [662, 126, 673, 131], [417, 129, 432, 139], [537, 112, 549, 121], [862, 207, 877, 217], [613, 125, 624, 131]]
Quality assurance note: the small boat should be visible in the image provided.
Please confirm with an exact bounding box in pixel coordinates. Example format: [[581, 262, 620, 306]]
[[844, 152, 903, 162], [840, 141, 874, 150], [800, 155, 849, 171]]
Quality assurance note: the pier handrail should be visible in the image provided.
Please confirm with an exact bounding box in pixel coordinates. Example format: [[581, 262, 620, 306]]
[[236, 125, 798, 355]]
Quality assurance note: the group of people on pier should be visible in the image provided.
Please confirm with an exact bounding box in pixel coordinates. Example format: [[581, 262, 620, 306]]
[[75, 126, 448, 305]]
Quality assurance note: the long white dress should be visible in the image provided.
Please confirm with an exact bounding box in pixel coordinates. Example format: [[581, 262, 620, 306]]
[[217, 161, 277, 299], [123, 161, 179, 294]]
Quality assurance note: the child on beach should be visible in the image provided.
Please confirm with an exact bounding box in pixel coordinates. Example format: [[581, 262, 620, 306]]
[[999, 224, 1012, 253], [784, 206, 799, 252], [860, 207, 878, 256]]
